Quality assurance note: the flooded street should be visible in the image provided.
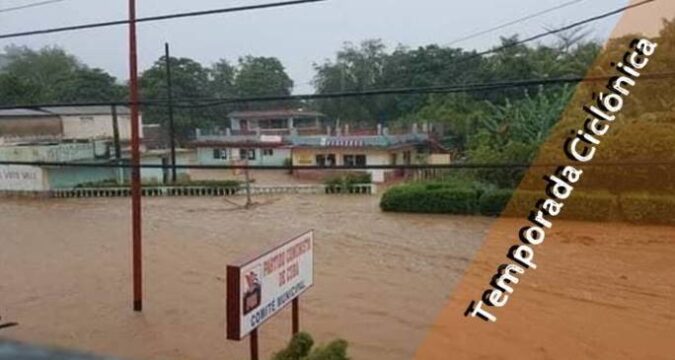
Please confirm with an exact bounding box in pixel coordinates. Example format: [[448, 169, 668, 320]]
[[0, 195, 492, 360]]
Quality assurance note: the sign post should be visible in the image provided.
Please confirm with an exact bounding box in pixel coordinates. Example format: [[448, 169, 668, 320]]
[[227, 231, 314, 359]]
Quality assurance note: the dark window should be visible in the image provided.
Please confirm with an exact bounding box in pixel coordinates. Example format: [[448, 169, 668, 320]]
[[240, 149, 256, 161], [258, 118, 288, 129], [263, 149, 274, 157], [294, 118, 317, 128], [344, 154, 366, 167], [213, 148, 228, 160], [316, 154, 336, 167]]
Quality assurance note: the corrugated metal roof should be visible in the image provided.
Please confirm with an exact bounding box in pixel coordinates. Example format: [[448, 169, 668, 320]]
[[42, 106, 131, 116], [0, 106, 132, 117], [290, 134, 429, 148], [0, 108, 55, 117]]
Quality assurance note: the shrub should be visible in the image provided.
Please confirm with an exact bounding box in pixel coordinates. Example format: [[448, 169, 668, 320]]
[[272, 332, 314, 360], [380, 184, 479, 214], [324, 172, 372, 194], [271, 333, 349, 360], [479, 189, 514, 216], [305, 339, 349, 360], [562, 191, 620, 222], [620, 193, 675, 225]]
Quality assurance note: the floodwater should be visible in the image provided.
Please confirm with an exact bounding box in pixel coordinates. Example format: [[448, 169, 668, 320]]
[[0, 195, 492, 360]]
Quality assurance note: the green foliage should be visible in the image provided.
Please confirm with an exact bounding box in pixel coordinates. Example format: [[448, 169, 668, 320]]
[[304, 340, 349, 360], [0, 45, 125, 105], [235, 56, 294, 98], [478, 189, 514, 216], [380, 182, 480, 214], [271, 333, 349, 360], [271, 332, 314, 360], [324, 172, 372, 193]]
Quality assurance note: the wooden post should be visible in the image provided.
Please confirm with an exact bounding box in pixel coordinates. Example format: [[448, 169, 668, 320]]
[[244, 160, 252, 208], [292, 298, 300, 335], [250, 329, 259, 360]]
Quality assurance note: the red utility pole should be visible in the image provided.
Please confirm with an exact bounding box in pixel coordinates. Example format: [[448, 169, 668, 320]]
[[128, 0, 143, 312]]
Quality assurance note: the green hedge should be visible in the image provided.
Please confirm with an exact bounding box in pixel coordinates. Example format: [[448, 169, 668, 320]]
[[478, 189, 620, 221], [620, 193, 675, 225], [478, 189, 513, 216], [383, 182, 675, 226], [380, 183, 480, 214]]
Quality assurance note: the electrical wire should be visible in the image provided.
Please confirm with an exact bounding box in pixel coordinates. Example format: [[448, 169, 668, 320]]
[[1, 71, 673, 111], [0, 160, 671, 170], [469, 0, 655, 60], [0, 0, 328, 40], [446, 0, 586, 47], [0, 0, 67, 14]]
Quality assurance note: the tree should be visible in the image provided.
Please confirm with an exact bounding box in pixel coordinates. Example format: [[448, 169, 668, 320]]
[[139, 55, 216, 138], [0, 45, 125, 105], [313, 40, 388, 122], [209, 59, 237, 98], [234, 56, 294, 110]]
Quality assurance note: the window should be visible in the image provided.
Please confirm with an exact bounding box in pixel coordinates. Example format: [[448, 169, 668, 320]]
[[258, 119, 288, 129], [262, 149, 274, 157], [344, 154, 367, 168], [212, 148, 228, 160], [240, 149, 256, 161], [294, 118, 317, 128], [316, 154, 336, 167]]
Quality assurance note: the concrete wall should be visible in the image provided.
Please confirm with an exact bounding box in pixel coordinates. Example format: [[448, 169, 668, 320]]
[[0, 143, 97, 163], [61, 114, 142, 141], [138, 152, 195, 184], [45, 166, 118, 189], [0, 165, 48, 191], [196, 147, 290, 167]]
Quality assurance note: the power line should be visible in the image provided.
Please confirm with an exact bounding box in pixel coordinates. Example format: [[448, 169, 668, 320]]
[[0, 0, 327, 40], [0, 0, 67, 14], [0, 160, 671, 171], [0, 71, 673, 111], [446, 0, 586, 47], [470, 0, 655, 60]]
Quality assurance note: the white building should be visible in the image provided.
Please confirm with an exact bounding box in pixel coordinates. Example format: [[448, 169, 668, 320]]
[[0, 106, 143, 143]]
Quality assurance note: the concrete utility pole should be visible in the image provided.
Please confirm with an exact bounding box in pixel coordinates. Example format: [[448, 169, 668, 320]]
[[128, 0, 143, 312], [165, 42, 177, 183]]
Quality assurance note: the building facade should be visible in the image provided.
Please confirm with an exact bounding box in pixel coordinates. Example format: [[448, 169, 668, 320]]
[[228, 109, 325, 135]]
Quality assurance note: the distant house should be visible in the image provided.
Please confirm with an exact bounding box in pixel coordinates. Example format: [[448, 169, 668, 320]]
[[41, 106, 142, 141], [291, 133, 450, 183], [191, 130, 291, 167], [0, 106, 143, 143], [229, 109, 325, 135], [0, 109, 62, 142]]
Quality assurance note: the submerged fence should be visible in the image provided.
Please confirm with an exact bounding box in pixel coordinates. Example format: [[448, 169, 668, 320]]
[[45, 183, 376, 198]]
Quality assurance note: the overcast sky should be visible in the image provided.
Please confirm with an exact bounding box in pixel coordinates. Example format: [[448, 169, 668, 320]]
[[0, 0, 627, 93]]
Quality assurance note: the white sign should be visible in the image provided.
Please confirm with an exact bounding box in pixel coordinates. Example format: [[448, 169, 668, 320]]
[[227, 231, 314, 340], [0, 165, 45, 191], [260, 135, 283, 143]]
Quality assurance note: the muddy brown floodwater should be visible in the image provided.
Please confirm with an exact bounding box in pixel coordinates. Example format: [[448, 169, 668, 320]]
[[0, 195, 491, 360]]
